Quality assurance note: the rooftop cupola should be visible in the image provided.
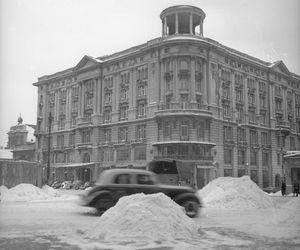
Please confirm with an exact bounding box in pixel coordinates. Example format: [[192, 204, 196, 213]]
[[160, 5, 206, 37]]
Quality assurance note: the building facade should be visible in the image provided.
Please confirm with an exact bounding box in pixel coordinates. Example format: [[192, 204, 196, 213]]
[[33, 5, 300, 189]]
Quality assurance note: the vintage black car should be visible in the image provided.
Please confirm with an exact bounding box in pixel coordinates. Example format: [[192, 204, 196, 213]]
[[80, 168, 201, 217]]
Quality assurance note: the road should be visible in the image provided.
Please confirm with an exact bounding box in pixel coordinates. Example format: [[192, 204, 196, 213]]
[[0, 190, 299, 250]]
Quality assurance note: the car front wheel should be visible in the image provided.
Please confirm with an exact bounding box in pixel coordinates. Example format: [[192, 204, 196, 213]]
[[181, 200, 199, 218]]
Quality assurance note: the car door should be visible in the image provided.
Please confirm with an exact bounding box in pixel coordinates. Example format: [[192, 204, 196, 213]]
[[132, 173, 161, 195], [110, 173, 137, 201]]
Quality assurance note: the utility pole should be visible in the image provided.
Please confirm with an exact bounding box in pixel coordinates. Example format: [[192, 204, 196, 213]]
[[47, 112, 52, 185]]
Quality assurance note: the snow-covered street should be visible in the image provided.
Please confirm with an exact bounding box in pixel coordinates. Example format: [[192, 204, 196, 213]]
[[1, 178, 300, 250]]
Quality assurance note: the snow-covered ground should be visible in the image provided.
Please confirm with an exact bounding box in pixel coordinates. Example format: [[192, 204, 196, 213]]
[[0, 177, 300, 249]]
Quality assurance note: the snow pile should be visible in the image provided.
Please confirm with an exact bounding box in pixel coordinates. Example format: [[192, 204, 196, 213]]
[[278, 198, 300, 224], [0, 185, 9, 195], [86, 192, 199, 240], [42, 185, 61, 197], [197, 176, 274, 209], [1, 184, 62, 202]]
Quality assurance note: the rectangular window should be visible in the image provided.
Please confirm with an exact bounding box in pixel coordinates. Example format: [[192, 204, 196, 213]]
[[224, 148, 232, 164], [134, 146, 147, 160], [136, 125, 146, 139], [262, 152, 269, 166], [250, 150, 257, 165], [236, 89, 243, 103], [248, 92, 256, 106], [164, 121, 171, 138], [250, 170, 258, 184], [104, 129, 111, 142], [138, 85, 147, 97], [261, 132, 270, 145], [117, 147, 130, 161], [104, 109, 111, 122], [237, 127, 246, 142], [263, 170, 269, 188], [223, 126, 233, 142], [120, 105, 128, 120], [118, 127, 128, 142], [224, 168, 233, 177], [120, 88, 128, 100], [69, 133, 75, 146], [82, 130, 91, 143], [250, 130, 258, 145], [102, 149, 114, 162], [223, 104, 231, 118], [237, 149, 245, 165], [137, 102, 146, 117], [180, 123, 188, 137], [105, 92, 112, 103], [197, 122, 205, 140], [238, 169, 246, 177], [57, 135, 64, 147], [290, 137, 296, 150]]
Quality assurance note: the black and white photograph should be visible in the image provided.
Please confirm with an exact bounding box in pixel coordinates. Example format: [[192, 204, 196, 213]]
[[0, 0, 300, 249]]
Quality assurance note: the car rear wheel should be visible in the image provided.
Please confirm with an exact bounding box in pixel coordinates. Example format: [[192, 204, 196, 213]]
[[181, 200, 199, 218], [95, 195, 114, 215]]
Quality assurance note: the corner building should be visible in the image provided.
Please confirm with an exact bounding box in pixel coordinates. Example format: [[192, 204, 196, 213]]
[[33, 5, 300, 189]]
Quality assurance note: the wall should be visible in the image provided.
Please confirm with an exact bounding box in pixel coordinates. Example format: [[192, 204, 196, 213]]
[[0, 160, 43, 188]]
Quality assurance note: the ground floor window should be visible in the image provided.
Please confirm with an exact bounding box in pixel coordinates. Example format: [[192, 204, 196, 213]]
[[250, 170, 258, 185], [116, 147, 131, 161], [134, 146, 147, 160], [224, 148, 232, 164], [238, 169, 246, 177], [224, 168, 233, 177], [262, 170, 269, 188]]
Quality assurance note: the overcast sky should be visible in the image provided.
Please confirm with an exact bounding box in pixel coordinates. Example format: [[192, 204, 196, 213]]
[[0, 0, 299, 151]]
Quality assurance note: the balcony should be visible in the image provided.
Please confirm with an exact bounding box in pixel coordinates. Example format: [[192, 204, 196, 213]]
[[275, 121, 291, 136], [77, 142, 92, 149], [155, 106, 213, 119]]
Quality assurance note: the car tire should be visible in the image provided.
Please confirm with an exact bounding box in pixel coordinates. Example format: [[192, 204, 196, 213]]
[[181, 199, 199, 218], [95, 195, 114, 215]]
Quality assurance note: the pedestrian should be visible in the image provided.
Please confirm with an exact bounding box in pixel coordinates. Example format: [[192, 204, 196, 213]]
[[281, 180, 286, 196], [293, 181, 299, 197]]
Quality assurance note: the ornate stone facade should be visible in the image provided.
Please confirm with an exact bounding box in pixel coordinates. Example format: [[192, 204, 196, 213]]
[[33, 5, 300, 188]]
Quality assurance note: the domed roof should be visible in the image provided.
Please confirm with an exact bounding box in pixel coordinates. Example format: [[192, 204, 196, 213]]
[[17, 115, 23, 124]]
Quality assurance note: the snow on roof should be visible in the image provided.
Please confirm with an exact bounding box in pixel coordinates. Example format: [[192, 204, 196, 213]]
[[85, 192, 198, 241], [197, 176, 274, 209]]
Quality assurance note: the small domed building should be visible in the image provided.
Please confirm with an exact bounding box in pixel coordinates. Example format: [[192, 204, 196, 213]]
[[6, 116, 36, 161]]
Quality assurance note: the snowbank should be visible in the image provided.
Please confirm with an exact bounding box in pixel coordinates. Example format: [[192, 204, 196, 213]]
[[0, 185, 9, 194], [197, 176, 274, 209], [0, 183, 77, 202], [86, 192, 199, 241]]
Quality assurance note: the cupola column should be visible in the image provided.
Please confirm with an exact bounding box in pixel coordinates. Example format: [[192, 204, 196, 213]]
[[200, 18, 204, 36], [189, 14, 193, 34], [175, 13, 179, 34], [164, 17, 167, 36]]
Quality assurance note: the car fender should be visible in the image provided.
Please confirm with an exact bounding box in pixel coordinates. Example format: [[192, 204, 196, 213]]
[[173, 193, 201, 207]]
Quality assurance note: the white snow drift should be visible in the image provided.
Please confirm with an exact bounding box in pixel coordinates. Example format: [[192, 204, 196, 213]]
[[197, 176, 275, 209], [86, 192, 199, 241], [0, 184, 75, 202]]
